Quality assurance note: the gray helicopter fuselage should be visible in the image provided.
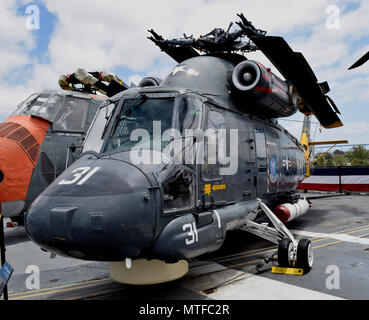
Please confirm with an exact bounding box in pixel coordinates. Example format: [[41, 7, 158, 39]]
[[25, 56, 306, 262]]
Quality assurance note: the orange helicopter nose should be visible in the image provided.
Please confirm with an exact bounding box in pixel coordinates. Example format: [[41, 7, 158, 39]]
[[0, 115, 50, 203]]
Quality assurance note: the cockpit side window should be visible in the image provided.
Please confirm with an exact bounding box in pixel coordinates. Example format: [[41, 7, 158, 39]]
[[201, 105, 226, 181], [162, 166, 196, 214], [82, 102, 115, 153], [177, 97, 201, 134], [53, 97, 89, 132]]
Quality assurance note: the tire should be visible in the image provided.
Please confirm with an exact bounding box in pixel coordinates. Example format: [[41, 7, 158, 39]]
[[278, 238, 293, 267], [296, 239, 313, 273]]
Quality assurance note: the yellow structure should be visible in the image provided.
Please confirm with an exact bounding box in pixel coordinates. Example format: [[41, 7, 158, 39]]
[[299, 115, 348, 177]]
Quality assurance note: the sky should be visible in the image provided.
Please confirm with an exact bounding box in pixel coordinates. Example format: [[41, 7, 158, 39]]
[[0, 0, 368, 146]]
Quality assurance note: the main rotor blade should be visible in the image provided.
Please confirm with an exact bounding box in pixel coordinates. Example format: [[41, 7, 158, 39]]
[[148, 29, 200, 63], [326, 95, 341, 115], [294, 52, 317, 82], [348, 51, 369, 70], [250, 35, 343, 128]]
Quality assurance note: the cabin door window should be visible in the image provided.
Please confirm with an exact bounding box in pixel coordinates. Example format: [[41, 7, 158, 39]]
[[201, 107, 226, 182], [254, 129, 268, 196]]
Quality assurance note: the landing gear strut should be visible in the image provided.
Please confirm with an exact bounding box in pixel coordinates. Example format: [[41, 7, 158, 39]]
[[242, 199, 313, 273]]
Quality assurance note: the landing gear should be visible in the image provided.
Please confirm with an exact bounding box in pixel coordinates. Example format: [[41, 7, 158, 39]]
[[242, 199, 314, 273], [296, 239, 313, 272], [278, 238, 293, 267], [277, 238, 313, 272]]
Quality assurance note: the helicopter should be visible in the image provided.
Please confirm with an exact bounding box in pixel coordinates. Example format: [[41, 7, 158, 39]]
[[24, 13, 343, 285], [0, 69, 130, 225]]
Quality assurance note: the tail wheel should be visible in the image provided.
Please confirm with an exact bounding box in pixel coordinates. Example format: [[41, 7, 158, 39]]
[[278, 238, 293, 267], [296, 239, 313, 272]]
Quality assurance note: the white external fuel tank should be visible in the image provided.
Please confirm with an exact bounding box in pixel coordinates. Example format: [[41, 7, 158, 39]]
[[274, 198, 310, 223]]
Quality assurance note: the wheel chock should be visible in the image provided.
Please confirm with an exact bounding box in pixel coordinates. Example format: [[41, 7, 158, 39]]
[[271, 266, 304, 275]]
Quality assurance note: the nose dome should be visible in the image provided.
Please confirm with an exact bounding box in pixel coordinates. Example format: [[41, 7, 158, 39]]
[[0, 116, 50, 209], [25, 157, 157, 261]]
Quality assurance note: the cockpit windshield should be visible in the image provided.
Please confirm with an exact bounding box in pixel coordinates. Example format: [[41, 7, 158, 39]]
[[11, 93, 91, 132], [11, 93, 39, 116], [103, 95, 203, 155], [104, 98, 174, 153], [18, 93, 63, 122]]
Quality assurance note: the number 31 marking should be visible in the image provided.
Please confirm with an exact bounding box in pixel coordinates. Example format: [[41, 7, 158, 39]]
[[183, 222, 199, 245], [59, 167, 100, 185]]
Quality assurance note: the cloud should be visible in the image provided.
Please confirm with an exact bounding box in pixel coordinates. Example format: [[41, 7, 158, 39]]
[[280, 115, 369, 146], [0, 0, 37, 118], [0, 83, 37, 119], [0, 1, 35, 74], [340, 121, 369, 134], [38, 0, 349, 72]]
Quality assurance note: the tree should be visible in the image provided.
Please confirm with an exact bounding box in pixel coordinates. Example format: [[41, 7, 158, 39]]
[[346, 145, 369, 166], [333, 150, 344, 155], [313, 145, 368, 167], [332, 153, 348, 166]]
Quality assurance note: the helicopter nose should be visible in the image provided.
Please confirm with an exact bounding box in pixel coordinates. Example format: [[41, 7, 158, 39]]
[[25, 158, 157, 261], [0, 116, 50, 215]]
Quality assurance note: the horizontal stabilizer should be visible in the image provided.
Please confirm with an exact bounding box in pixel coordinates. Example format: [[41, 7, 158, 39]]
[[310, 140, 348, 146]]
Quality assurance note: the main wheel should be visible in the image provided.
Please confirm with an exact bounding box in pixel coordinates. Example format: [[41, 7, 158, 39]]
[[296, 239, 313, 272], [278, 238, 293, 267]]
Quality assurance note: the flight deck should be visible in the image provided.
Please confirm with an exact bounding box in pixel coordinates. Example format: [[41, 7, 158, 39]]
[[2, 192, 369, 301]]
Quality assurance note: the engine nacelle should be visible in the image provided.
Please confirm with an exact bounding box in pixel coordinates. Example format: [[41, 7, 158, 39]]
[[138, 77, 162, 87], [229, 60, 297, 118]]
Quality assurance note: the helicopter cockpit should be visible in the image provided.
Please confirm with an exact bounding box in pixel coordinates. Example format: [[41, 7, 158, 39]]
[[11, 91, 96, 133], [83, 92, 203, 155], [82, 91, 205, 213]]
